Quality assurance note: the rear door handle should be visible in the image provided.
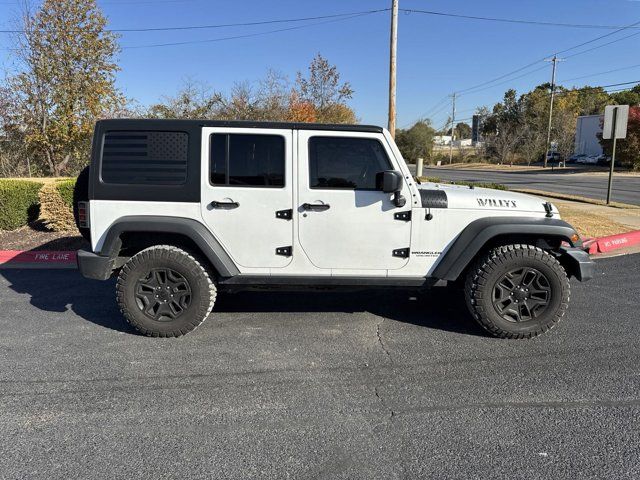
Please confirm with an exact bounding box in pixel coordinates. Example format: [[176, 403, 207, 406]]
[[302, 203, 330, 212], [210, 200, 239, 209]]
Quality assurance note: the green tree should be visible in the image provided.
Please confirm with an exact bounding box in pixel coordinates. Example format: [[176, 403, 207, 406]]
[[150, 57, 358, 125], [148, 79, 222, 119], [395, 120, 435, 163], [8, 0, 124, 175], [600, 106, 640, 170], [454, 122, 471, 139], [609, 84, 640, 107], [483, 90, 527, 163], [295, 53, 356, 123]]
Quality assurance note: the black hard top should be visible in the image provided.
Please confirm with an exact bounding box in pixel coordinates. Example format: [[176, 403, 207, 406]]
[[96, 118, 384, 133]]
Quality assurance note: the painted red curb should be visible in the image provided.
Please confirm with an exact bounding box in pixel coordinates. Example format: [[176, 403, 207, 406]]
[[0, 250, 77, 266], [585, 230, 640, 254]]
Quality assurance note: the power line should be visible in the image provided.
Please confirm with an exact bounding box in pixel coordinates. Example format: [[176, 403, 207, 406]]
[[400, 8, 640, 30], [401, 96, 450, 128], [122, 12, 381, 49], [563, 29, 640, 59], [554, 80, 640, 95], [459, 64, 550, 97], [453, 18, 640, 96], [560, 63, 640, 83], [0, 8, 390, 33], [456, 60, 545, 95]]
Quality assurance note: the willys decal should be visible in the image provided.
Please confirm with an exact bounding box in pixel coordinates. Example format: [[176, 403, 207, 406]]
[[477, 198, 517, 208]]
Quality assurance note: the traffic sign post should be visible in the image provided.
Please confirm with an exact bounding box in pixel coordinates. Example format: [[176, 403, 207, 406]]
[[602, 105, 629, 205]]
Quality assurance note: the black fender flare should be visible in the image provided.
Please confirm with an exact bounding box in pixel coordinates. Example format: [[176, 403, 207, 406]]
[[98, 216, 240, 277], [430, 216, 579, 281]]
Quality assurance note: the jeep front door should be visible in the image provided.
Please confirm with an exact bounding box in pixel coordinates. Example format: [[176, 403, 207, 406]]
[[201, 128, 293, 269], [297, 131, 411, 271]]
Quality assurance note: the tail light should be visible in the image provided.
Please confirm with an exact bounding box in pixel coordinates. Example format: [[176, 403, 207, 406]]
[[77, 201, 90, 228]]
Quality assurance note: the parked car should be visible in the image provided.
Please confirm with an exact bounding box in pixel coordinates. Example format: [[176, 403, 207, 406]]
[[567, 154, 587, 164], [74, 119, 594, 339], [577, 155, 598, 165]]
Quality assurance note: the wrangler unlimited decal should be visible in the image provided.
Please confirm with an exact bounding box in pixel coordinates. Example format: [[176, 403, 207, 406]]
[[477, 198, 518, 208]]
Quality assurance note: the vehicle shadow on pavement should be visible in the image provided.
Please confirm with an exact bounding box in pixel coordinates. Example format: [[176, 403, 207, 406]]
[[0, 269, 486, 337], [215, 288, 487, 337], [0, 269, 137, 334]]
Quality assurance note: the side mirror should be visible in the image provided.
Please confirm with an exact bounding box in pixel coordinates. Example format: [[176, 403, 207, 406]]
[[376, 170, 403, 193], [375, 170, 406, 208]]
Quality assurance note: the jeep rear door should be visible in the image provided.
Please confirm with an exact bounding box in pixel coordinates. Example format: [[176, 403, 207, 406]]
[[200, 128, 293, 269], [297, 131, 412, 271]]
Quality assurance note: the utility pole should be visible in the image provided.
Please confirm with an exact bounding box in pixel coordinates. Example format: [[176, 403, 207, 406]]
[[388, 0, 398, 138], [449, 92, 456, 164], [544, 55, 562, 168]]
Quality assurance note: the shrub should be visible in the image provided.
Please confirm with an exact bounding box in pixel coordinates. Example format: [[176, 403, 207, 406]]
[[56, 179, 75, 209], [0, 179, 43, 231], [38, 182, 76, 232]]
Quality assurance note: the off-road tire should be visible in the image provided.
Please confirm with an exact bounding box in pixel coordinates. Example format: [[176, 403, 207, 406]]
[[73, 166, 91, 242], [116, 245, 216, 337], [464, 244, 570, 339]]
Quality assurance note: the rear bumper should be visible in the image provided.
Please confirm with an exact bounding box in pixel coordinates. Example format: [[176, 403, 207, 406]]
[[77, 249, 114, 281], [559, 247, 595, 282]]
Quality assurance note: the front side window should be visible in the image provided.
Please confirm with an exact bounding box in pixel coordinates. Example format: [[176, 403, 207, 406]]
[[308, 137, 392, 190], [210, 134, 285, 187]]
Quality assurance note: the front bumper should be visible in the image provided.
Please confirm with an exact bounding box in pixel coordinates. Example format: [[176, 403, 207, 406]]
[[558, 247, 595, 282], [77, 249, 114, 281]]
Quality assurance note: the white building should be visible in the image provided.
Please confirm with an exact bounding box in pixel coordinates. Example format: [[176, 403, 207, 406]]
[[453, 139, 473, 148], [574, 114, 604, 156], [433, 135, 452, 146]]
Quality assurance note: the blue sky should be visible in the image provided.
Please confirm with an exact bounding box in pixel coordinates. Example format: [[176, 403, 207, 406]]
[[1, 0, 640, 128]]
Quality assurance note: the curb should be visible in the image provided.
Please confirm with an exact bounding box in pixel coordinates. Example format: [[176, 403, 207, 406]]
[[0, 250, 77, 269], [583, 230, 640, 254]]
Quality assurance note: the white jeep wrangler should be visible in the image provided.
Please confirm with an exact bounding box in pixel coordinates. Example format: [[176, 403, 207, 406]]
[[75, 119, 594, 338]]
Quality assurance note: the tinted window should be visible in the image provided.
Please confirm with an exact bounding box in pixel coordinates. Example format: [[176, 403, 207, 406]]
[[101, 131, 188, 185], [210, 134, 285, 187], [308, 137, 392, 189]]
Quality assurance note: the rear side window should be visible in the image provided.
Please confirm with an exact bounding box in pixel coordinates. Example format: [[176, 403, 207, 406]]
[[308, 137, 392, 189], [101, 131, 188, 185], [210, 134, 285, 187]]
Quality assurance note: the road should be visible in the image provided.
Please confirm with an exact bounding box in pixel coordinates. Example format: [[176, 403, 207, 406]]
[[1, 255, 639, 479], [415, 166, 640, 205]]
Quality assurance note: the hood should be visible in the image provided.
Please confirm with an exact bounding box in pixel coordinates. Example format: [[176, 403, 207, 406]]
[[417, 182, 559, 215]]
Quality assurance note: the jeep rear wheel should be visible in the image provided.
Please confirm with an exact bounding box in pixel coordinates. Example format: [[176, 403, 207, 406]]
[[116, 245, 216, 337], [464, 244, 570, 339]]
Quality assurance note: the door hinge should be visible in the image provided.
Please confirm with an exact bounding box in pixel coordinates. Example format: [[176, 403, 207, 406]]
[[392, 248, 410, 258], [276, 246, 292, 257], [276, 209, 293, 220], [394, 211, 411, 221]]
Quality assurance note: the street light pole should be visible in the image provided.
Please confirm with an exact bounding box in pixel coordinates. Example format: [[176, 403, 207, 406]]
[[388, 0, 398, 138]]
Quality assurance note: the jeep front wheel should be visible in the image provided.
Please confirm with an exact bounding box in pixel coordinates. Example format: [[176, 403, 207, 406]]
[[464, 244, 570, 339], [116, 245, 216, 337]]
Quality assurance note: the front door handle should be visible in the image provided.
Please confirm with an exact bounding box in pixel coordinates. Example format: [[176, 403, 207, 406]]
[[302, 203, 330, 212], [210, 200, 239, 209]]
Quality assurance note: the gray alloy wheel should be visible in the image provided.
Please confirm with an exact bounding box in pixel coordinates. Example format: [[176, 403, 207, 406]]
[[117, 245, 216, 337], [465, 244, 570, 339], [491, 267, 552, 323], [134, 268, 193, 322]]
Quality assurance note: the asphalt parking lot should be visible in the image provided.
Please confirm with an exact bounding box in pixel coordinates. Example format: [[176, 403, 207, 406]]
[[1, 254, 639, 479], [417, 166, 640, 206]]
